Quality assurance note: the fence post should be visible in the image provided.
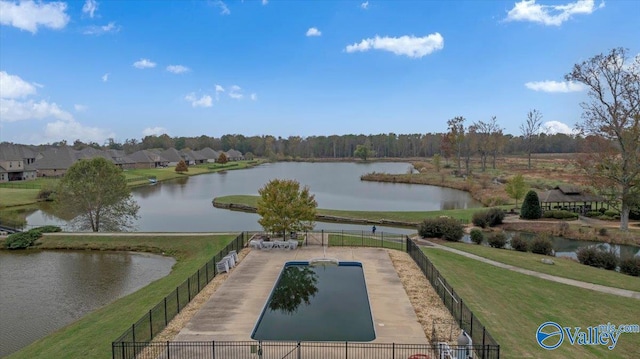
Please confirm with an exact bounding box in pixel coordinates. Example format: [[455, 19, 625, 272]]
[[132, 323, 136, 343], [198, 270, 201, 292], [166, 341, 170, 359], [392, 342, 395, 359], [321, 230, 324, 246], [188, 279, 191, 301], [164, 297, 168, 326], [176, 288, 180, 313], [212, 340, 215, 359], [482, 327, 486, 359], [459, 299, 463, 328], [345, 341, 348, 359], [381, 232, 384, 247], [149, 310, 153, 339]]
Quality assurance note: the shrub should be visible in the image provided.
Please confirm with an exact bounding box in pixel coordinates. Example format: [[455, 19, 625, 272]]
[[598, 227, 608, 236], [418, 217, 464, 242], [470, 229, 484, 244], [542, 210, 579, 220], [4, 231, 41, 249], [30, 225, 62, 236], [576, 247, 618, 270], [619, 257, 640, 276], [472, 208, 506, 228], [175, 160, 189, 173], [603, 210, 619, 218], [585, 211, 602, 218], [510, 235, 529, 252], [520, 190, 542, 219], [487, 232, 507, 248], [530, 234, 554, 256], [471, 212, 488, 228]]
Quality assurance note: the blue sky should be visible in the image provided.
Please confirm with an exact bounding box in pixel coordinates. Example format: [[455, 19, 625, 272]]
[[0, 0, 638, 145]]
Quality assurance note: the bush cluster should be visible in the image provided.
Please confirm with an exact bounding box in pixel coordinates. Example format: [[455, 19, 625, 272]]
[[471, 208, 506, 228], [487, 232, 507, 248], [520, 190, 542, 219], [576, 246, 618, 270], [619, 257, 640, 277], [542, 210, 579, 220], [603, 210, 619, 218], [585, 211, 602, 218], [3, 226, 62, 250], [530, 234, 554, 255], [418, 217, 464, 242], [469, 229, 484, 244], [509, 235, 529, 252]]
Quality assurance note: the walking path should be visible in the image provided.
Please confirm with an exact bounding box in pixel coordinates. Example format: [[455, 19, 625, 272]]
[[415, 237, 640, 300]]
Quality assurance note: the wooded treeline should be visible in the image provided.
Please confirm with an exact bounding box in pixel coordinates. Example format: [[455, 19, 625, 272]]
[[57, 131, 585, 159]]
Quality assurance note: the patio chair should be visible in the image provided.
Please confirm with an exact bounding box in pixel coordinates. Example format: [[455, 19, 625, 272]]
[[262, 241, 275, 250], [273, 240, 287, 249], [224, 254, 236, 268], [287, 240, 298, 250], [249, 240, 263, 249], [229, 250, 239, 262], [216, 260, 230, 273]]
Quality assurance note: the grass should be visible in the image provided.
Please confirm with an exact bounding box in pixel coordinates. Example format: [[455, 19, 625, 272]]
[[439, 242, 640, 292], [422, 247, 640, 359], [0, 188, 41, 208], [328, 233, 406, 250], [214, 194, 499, 223], [7, 234, 238, 359]]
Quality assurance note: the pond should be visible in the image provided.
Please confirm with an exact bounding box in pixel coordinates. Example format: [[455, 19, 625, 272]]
[[0, 250, 175, 357], [19, 162, 482, 233]]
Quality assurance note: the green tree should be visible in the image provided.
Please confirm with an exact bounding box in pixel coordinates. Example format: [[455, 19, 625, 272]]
[[567, 47, 640, 231], [504, 174, 528, 209], [521, 190, 542, 220], [217, 152, 228, 164], [55, 158, 140, 232], [432, 153, 441, 172], [175, 159, 188, 172], [354, 144, 373, 161], [257, 179, 317, 237]]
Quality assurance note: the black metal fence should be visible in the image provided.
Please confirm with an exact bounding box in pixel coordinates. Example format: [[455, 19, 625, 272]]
[[112, 233, 247, 354], [113, 341, 499, 359], [319, 229, 407, 251], [406, 237, 499, 356]]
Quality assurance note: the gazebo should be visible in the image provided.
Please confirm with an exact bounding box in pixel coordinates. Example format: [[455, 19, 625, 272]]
[[538, 185, 608, 215]]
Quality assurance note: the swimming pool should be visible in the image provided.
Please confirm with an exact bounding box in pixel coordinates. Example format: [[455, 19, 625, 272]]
[[251, 260, 376, 342]]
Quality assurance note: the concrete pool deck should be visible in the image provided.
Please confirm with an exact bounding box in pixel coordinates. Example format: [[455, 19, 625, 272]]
[[173, 246, 429, 344]]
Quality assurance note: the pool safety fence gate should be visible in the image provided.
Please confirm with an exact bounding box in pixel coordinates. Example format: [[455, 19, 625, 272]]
[[112, 233, 247, 348], [406, 237, 500, 355], [112, 341, 500, 359], [112, 231, 499, 359]]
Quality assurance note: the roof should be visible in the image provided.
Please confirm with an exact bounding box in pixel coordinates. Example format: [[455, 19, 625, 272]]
[[197, 147, 220, 159], [33, 147, 79, 170], [225, 149, 243, 158], [181, 149, 207, 161], [538, 186, 605, 203], [160, 148, 184, 162], [128, 150, 169, 163], [106, 149, 136, 164], [0, 143, 38, 161]]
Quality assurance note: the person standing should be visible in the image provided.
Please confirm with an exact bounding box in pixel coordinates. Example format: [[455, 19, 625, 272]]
[[372, 225, 376, 234]]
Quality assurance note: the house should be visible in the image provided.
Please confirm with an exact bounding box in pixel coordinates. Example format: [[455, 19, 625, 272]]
[[225, 149, 244, 161], [159, 148, 187, 166], [106, 149, 137, 170], [180, 149, 207, 165], [196, 147, 220, 163], [0, 143, 37, 182], [538, 185, 607, 215], [128, 150, 169, 169], [32, 147, 79, 177]]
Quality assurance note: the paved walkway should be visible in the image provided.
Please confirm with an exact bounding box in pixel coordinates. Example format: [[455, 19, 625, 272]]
[[415, 237, 640, 300]]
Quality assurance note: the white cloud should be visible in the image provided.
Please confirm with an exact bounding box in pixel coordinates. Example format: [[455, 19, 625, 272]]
[[213, 1, 230, 15], [215, 84, 225, 100], [262, 0, 268, 5], [166, 65, 190, 74], [133, 58, 156, 69], [229, 85, 243, 99], [345, 33, 444, 58], [44, 119, 114, 144], [74, 104, 88, 112], [83, 21, 120, 35], [82, 0, 98, 18], [0, 71, 37, 98], [306, 27, 321, 37], [0, 0, 69, 33], [0, 98, 74, 122], [250, 93, 257, 101], [185, 93, 213, 108], [525, 80, 585, 92], [142, 126, 168, 136], [361, 1, 369, 10], [544, 121, 577, 135], [505, 0, 604, 26], [102, 73, 109, 82]]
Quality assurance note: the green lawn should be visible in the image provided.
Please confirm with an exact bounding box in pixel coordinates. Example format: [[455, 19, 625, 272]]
[[0, 188, 40, 207], [439, 242, 640, 292], [7, 234, 238, 359], [422, 247, 640, 359], [214, 194, 493, 223]]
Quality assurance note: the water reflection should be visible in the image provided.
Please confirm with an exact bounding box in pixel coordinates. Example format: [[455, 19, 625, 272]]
[[268, 266, 319, 314]]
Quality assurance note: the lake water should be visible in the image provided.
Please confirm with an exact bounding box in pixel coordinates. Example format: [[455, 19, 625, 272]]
[[23, 162, 482, 233], [0, 250, 175, 357]]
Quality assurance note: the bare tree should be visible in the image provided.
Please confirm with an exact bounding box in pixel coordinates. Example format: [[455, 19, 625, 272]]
[[567, 47, 640, 231], [520, 109, 543, 169], [446, 116, 466, 173], [471, 116, 501, 172]]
